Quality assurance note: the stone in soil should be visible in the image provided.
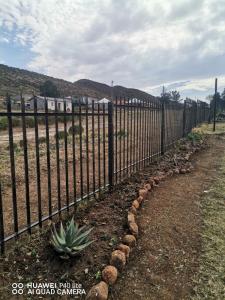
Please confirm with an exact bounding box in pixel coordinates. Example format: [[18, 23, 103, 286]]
[[123, 235, 136, 247], [127, 212, 135, 224], [139, 188, 148, 199], [86, 281, 108, 300], [137, 196, 144, 204], [129, 206, 137, 215], [132, 199, 140, 209], [129, 222, 138, 237], [117, 244, 131, 258], [102, 265, 118, 285], [180, 168, 187, 174], [110, 250, 126, 270], [145, 183, 152, 191]]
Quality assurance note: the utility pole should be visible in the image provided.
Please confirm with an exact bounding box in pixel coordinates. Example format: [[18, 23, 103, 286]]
[[111, 80, 114, 102], [213, 78, 217, 132]]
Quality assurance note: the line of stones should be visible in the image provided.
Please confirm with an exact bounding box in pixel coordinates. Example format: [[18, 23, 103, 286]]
[[86, 162, 195, 299]]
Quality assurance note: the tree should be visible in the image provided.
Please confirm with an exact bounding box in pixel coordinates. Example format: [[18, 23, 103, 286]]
[[208, 92, 223, 115], [220, 88, 225, 111], [161, 90, 181, 102], [170, 90, 180, 102], [40, 80, 60, 97]]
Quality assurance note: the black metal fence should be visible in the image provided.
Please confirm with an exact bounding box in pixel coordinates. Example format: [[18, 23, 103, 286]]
[[0, 94, 210, 253]]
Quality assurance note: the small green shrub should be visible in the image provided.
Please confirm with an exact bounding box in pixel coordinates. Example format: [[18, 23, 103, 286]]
[[25, 117, 35, 128], [57, 116, 73, 123], [0, 117, 8, 130], [38, 137, 47, 144], [19, 140, 24, 148], [68, 125, 84, 135], [6, 143, 18, 151], [115, 129, 127, 139], [50, 217, 94, 259], [12, 117, 21, 127], [55, 131, 68, 140], [187, 132, 202, 142], [95, 270, 101, 280]]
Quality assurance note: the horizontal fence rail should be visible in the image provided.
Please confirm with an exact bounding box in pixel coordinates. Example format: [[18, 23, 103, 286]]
[[0, 94, 210, 253]]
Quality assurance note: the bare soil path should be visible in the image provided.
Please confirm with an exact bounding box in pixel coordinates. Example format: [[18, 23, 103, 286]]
[[110, 135, 225, 300]]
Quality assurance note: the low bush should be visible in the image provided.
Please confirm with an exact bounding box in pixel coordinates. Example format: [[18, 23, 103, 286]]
[[187, 131, 202, 143], [19, 140, 24, 148], [12, 117, 21, 127], [55, 131, 68, 140], [5, 142, 19, 151], [115, 129, 127, 139], [25, 117, 35, 128], [0, 117, 8, 130], [68, 124, 84, 135], [38, 137, 47, 144]]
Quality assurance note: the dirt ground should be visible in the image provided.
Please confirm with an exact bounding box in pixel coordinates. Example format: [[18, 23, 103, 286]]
[[110, 134, 225, 300]]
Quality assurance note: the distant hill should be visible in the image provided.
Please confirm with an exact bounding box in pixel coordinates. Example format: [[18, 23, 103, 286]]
[[75, 79, 155, 100], [0, 64, 155, 100]]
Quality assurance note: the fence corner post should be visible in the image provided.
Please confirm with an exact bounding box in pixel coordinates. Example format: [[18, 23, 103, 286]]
[[108, 101, 114, 188], [160, 98, 165, 155]]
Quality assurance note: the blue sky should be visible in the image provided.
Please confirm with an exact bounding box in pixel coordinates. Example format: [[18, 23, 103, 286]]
[[0, 0, 225, 100], [0, 36, 33, 68]]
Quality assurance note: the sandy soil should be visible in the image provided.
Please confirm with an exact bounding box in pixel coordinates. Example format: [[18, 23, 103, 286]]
[[110, 135, 225, 300]]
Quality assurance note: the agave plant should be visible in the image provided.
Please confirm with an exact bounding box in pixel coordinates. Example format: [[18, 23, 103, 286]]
[[50, 218, 94, 259]]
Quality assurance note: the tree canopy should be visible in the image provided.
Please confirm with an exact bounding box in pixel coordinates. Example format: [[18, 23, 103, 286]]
[[40, 80, 60, 97], [161, 90, 181, 102]]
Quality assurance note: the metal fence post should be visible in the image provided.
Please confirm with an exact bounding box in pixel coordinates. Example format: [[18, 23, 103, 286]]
[[183, 100, 187, 137], [195, 101, 198, 126], [161, 99, 165, 155], [213, 78, 217, 132], [0, 182, 5, 255], [108, 101, 114, 187]]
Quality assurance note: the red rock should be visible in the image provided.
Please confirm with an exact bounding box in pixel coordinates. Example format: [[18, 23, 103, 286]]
[[166, 170, 173, 177], [137, 196, 144, 204], [102, 266, 118, 285], [129, 206, 137, 215], [110, 250, 126, 270], [86, 281, 108, 300], [174, 168, 180, 174], [123, 235, 136, 247], [180, 168, 186, 174], [129, 222, 138, 237], [153, 176, 160, 184], [144, 183, 151, 191], [127, 212, 135, 224], [149, 178, 155, 187], [139, 188, 148, 199], [117, 244, 130, 258], [132, 199, 140, 209]]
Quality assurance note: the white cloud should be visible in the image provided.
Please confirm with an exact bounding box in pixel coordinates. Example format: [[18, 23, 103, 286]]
[[0, 0, 225, 99], [0, 37, 9, 43]]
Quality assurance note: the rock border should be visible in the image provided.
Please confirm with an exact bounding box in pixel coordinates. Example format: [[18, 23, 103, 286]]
[[86, 155, 197, 299]]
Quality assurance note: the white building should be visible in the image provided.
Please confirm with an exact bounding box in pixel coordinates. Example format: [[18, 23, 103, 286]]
[[29, 96, 72, 112]]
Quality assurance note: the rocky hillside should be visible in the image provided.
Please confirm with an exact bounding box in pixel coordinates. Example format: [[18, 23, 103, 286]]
[[0, 64, 155, 100]]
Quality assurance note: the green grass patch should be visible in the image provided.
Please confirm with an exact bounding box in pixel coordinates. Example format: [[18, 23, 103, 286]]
[[192, 154, 225, 300]]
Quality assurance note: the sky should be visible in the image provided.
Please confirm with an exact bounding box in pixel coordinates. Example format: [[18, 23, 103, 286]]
[[0, 0, 225, 100]]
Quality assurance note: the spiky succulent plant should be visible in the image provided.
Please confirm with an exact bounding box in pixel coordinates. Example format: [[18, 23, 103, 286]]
[[50, 218, 94, 259]]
